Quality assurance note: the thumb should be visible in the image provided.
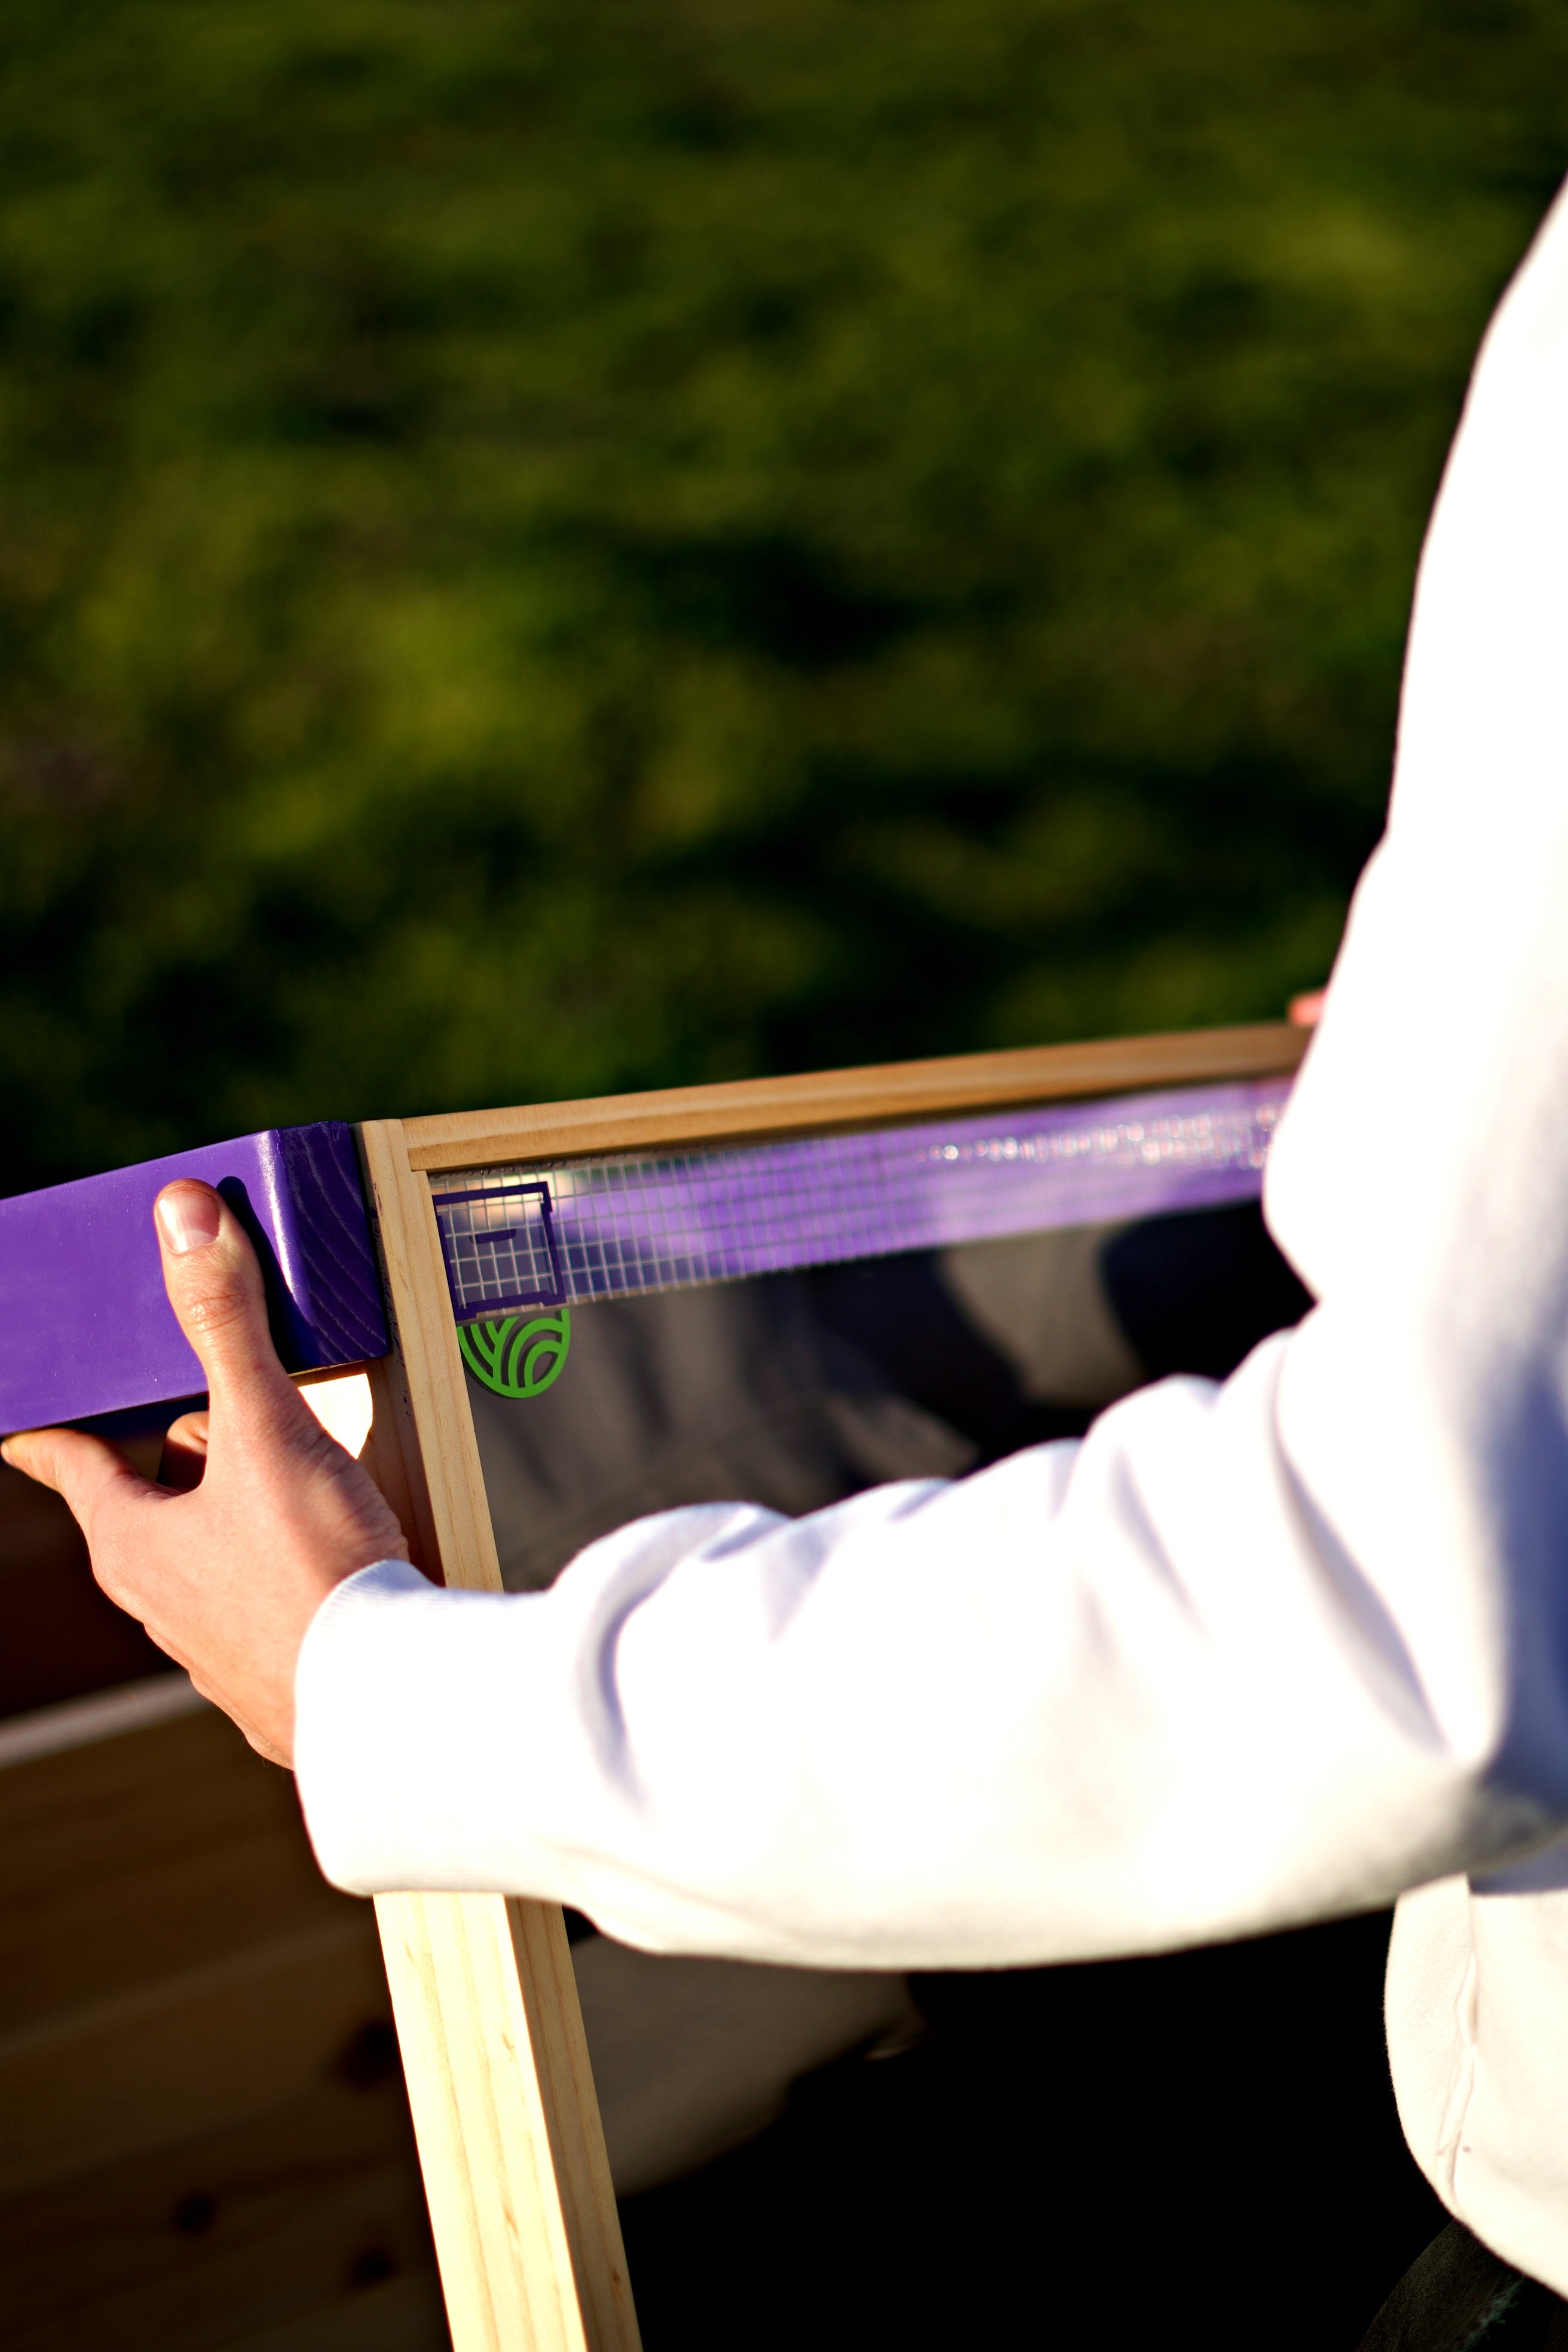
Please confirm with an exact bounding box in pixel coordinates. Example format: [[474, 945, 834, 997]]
[[1, 1425, 152, 1540], [153, 1181, 301, 1421]]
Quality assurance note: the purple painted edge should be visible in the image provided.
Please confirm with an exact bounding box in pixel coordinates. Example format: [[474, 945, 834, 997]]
[[0, 1123, 387, 1435]]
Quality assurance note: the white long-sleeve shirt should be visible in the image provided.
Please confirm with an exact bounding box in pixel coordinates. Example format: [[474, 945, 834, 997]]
[[296, 179, 1568, 2290]]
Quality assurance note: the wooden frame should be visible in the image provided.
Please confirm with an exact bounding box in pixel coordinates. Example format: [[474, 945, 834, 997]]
[[351, 1021, 1307, 2351]]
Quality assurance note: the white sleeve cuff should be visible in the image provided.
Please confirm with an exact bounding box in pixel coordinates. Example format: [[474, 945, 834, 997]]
[[290, 1505, 773, 1923], [292, 1555, 554, 1899]]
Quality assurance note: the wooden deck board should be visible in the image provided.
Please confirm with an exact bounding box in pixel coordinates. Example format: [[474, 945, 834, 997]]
[[0, 1697, 445, 2351]]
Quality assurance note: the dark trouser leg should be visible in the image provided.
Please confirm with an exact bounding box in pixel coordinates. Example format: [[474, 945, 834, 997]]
[[1358, 2221, 1568, 2350]]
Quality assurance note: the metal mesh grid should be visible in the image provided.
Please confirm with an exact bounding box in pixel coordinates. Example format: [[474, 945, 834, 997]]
[[430, 1075, 1293, 1321], [430, 1183, 564, 1318]]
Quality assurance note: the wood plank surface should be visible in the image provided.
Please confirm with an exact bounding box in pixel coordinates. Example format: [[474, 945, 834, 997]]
[[0, 1456, 164, 1716], [356, 1120, 640, 2352], [0, 1698, 445, 2352], [226, 2271, 449, 2352], [0, 1705, 352, 2035], [402, 1020, 1307, 1172], [0, 1915, 386, 2200], [0, 2071, 442, 2352]]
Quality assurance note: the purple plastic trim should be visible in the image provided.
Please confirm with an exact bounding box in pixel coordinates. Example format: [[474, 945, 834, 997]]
[[431, 1183, 565, 1317], [0, 1123, 387, 1435], [431, 1075, 1294, 1321]]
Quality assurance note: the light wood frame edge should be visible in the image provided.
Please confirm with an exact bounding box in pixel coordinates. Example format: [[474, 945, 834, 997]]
[[356, 1117, 639, 2352], [403, 1019, 1307, 1172]]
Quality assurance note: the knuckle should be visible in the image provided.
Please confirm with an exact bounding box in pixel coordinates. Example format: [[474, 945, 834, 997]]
[[179, 1276, 255, 1341], [88, 1549, 136, 1609]]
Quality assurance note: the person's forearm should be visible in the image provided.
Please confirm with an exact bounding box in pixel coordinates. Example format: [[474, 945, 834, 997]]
[[293, 1328, 1557, 1970]]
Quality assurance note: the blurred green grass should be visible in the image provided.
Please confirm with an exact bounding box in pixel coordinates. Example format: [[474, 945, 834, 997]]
[[1, 0, 1564, 1184]]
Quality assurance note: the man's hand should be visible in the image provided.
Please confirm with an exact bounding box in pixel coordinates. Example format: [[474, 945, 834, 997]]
[[0, 1180, 408, 1766]]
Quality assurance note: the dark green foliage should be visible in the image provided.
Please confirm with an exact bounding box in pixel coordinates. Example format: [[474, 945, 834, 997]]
[[1, 0, 1564, 1184]]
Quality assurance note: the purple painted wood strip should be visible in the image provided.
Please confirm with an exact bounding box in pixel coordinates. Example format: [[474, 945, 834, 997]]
[[0, 1124, 387, 1435]]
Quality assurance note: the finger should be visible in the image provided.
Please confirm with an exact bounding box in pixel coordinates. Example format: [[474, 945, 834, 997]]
[[0, 1425, 153, 1535], [158, 1409, 210, 1494], [153, 1183, 303, 1425]]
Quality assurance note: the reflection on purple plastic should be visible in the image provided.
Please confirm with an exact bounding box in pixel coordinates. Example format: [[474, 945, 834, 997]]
[[0, 1123, 387, 1435], [431, 1076, 1293, 1322]]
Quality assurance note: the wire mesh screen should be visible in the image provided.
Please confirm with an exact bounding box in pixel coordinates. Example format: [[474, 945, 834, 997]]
[[430, 1183, 565, 1320], [429, 1076, 1292, 1324]]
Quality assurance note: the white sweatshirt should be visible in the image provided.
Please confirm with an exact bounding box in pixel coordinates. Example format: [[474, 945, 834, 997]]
[[296, 180, 1568, 2290]]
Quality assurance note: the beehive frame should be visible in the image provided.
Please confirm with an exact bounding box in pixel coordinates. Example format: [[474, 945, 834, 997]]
[[350, 1019, 1308, 2351]]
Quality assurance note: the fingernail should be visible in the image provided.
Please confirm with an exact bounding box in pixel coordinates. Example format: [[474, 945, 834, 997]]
[[155, 1186, 222, 1255]]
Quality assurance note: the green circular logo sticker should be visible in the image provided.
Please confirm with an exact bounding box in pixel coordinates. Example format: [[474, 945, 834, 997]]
[[459, 1307, 571, 1398]]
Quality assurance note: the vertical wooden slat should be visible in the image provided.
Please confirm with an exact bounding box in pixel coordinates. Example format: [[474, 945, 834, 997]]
[[355, 1118, 639, 2352]]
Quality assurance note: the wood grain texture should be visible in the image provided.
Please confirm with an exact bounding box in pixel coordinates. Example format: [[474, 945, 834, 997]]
[[356, 1119, 639, 2352], [376, 1895, 637, 2352], [0, 2073, 442, 2352], [0, 1699, 443, 2352], [0, 1707, 352, 2036], [357, 1123, 500, 1596], [0, 1456, 166, 1718], [403, 1020, 1307, 1172], [0, 1915, 385, 2200], [223, 2270, 449, 2352], [357, 1354, 442, 1588]]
